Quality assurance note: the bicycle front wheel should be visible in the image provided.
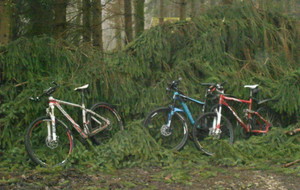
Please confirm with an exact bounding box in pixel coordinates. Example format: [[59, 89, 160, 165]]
[[143, 107, 188, 151], [88, 103, 124, 145], [25, 116, 74, 167], [192, 112, 233, 156]]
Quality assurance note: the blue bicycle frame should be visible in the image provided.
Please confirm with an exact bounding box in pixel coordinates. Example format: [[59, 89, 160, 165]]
[[168, 91, 206, 126]]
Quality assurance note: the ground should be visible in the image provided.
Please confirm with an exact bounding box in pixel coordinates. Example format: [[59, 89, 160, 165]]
[[1, 166, 300, 190]]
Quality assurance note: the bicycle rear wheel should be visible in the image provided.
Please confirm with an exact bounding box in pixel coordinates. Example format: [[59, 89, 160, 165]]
[[88, 103, 124, 145], [192, 112, 233, 156], [25, 116, 74, 167], [255, 107, 281, 129], [143, 107, 188, 151]]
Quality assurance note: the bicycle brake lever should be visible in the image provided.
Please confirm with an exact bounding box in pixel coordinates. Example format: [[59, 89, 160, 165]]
[[51, 81, 58, 86]]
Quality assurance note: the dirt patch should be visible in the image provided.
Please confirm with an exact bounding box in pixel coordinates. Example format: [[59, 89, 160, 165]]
[[1, 166, 300, 190]]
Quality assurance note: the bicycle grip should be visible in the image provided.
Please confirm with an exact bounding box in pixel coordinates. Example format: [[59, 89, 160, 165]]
[[29, 97, 40, 101]]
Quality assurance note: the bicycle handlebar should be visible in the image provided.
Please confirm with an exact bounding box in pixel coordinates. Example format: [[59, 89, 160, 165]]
[[166, 77, 182, 92], [29, 81, 59, 101], [167, 79, 226, 92], [201, 82, 226, 89]]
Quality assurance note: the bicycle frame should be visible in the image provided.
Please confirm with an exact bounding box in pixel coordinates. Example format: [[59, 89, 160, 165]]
[[168, 91, 205, 126], [215, 94, 271, 134], [47, 96, 110, 139]]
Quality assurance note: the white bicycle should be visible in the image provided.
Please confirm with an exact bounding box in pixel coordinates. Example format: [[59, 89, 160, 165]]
[[25, 82, 124, 167]]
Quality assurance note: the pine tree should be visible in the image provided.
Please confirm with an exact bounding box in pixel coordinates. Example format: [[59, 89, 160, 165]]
[[83, 0, 91, 42], [159, 0, 164, 24], [134, 0, 145, 37], [0, 0, 12, 45], [53, 0, 67, 39], [179, 0, 187, 21], [92, 0, 103, 50], [124, 0, 133, 44]]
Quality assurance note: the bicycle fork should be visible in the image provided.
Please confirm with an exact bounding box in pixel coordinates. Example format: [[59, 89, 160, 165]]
[[161, 110, 174, 137], [46, 103, 58, 149], [210, 105, 222, 138]]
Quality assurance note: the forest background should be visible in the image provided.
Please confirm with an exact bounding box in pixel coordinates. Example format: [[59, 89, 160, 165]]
[[0, 0, 300, 189]]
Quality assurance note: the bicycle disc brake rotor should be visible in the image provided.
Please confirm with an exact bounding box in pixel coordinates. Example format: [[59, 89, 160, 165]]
[[209, 127, 221, 139], [161, 125, 172, 136], [45, 138, 59, 149]]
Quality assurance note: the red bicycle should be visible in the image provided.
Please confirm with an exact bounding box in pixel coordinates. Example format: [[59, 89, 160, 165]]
[[192, 83, 275, 156]]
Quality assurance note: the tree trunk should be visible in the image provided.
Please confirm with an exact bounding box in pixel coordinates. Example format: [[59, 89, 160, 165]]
[[92, 0, 103, 51], [179, 0, 187, 21], [54, 0, 67, 39], [192, 0, 205, 18], [0, 0, 11, 45], [200, 0, 206, 14], [159, 0, 164, 24], [124, 0, 133, 44], [114, 0, 123, 50], [74, 0, 82, 45], [210, 0, 216, 7], [221, 0, 233, 5], [83, 0, 91, 42], [134, 0, 145, 37], [190, 0, 196, 19], [28, 1, 53, 36], [10, 0, 20, 41]]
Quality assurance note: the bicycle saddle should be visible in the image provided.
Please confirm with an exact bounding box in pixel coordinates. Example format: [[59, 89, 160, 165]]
[[74, 84, 89, 91], [244, 84, 259, 89]]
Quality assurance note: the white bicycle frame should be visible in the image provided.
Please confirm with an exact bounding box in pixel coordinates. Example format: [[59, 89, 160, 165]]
[[46, 96, 111, 140], [210, 87, 224, 137]]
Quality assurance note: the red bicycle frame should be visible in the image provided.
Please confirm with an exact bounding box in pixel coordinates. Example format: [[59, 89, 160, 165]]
[[217, 94, 271, 134]]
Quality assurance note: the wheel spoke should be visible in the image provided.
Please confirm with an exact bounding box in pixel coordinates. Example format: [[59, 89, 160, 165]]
[[25, 117, 73, 167], [193, 112, 233, 155], [144, 107, 188, 150], [88, 103, 123, 145]]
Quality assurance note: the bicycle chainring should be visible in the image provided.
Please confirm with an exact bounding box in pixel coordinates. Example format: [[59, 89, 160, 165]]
[[240, 127, 251, 139], [251, 117, 267, 131]]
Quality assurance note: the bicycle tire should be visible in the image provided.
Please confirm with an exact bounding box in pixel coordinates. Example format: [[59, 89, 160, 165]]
[[143, 107, 188, 151], [25, 116, 74, 167], [192, 112, 234, 156], [87, 102, 124, 145]]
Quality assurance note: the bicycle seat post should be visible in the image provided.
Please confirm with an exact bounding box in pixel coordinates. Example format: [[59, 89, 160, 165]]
[[74, 84, 89, 107], [249, 89, 253, 98], [244, 84, 259, 99], [81, 91, 85, 106]]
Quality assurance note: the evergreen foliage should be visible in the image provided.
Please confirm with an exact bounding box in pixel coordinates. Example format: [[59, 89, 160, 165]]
[[0, 1, 299, 171], [1, 122, 299, 175]]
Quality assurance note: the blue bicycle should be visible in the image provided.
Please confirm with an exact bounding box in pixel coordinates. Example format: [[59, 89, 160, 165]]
[[143, 78, 214, 150]]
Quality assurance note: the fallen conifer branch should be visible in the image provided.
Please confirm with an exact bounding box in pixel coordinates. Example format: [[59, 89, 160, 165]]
[[283, 159, 300, 168], [285, 128, 300, 136]]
